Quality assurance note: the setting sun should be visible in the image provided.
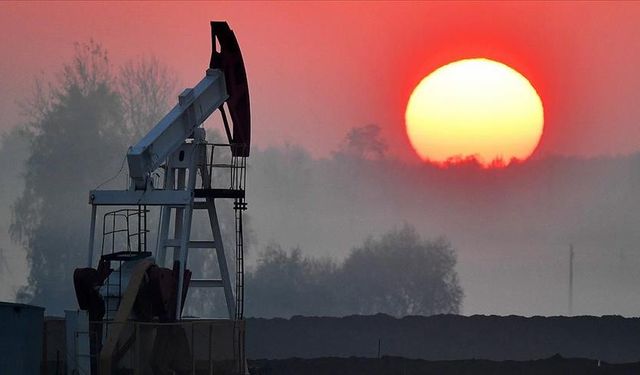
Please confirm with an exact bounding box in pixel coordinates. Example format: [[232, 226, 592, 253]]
[[405, 58, 544, 167]]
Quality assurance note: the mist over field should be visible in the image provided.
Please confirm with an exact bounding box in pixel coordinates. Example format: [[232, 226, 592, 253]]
[[246, 143, 640, 316], [2, 119, 640, 316]]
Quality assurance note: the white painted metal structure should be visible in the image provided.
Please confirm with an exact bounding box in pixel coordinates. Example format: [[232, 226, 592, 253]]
[[87, 67, 244, 319], [127, 69, 228, 191], [79, 21, 250, 374]]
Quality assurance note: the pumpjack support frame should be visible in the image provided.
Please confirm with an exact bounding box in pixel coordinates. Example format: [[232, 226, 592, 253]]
[[77, 21, 250, 374]]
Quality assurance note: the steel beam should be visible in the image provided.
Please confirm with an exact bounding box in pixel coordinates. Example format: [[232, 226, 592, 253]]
[[89, 190, 192, 206]]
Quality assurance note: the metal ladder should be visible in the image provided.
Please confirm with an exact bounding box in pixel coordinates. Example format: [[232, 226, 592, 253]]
[[155, 141, 246, 319], [150, 139, 247, 373]]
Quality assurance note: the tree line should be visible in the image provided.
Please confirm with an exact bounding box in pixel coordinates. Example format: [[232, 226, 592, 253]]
[[246, 224, 462, 317]]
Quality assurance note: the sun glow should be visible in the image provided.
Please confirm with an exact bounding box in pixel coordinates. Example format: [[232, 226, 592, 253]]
[[405, 58, 544, 167]]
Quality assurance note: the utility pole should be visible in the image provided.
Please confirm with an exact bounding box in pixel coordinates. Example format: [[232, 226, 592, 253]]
[[569, 244, 574, 316]]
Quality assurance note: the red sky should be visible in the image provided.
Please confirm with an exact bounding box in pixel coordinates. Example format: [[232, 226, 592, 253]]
[[2, 2, 640, 161]]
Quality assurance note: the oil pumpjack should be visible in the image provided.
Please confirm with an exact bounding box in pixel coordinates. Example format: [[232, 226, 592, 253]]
[[72, 22, 250, 374]]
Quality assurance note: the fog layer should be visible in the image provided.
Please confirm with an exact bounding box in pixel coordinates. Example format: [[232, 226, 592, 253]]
[[246, 140, 640, 316]]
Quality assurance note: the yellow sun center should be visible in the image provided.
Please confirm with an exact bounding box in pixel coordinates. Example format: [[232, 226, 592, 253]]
[[405, 58, 544, 167]]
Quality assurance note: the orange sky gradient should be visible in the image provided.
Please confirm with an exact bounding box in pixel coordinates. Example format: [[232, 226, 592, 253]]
[[1, 2, 640, 162]]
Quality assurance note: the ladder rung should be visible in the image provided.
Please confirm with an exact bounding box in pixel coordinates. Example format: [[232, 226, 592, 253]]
[[164, 239, 180, 247], [190, 279, 224, 287], [188, 241, 216, 248], [193, 201, 208, 210], [164, 240, 216, 248], [194, 189, 245, 199]]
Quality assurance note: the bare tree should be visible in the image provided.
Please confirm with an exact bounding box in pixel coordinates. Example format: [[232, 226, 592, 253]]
[[337, 124, 387, 160], [62, 40, 114, 97], [119, 56, 176, 139]]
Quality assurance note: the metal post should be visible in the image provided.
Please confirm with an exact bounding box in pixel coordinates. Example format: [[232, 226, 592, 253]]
[[569, 244, 574, 316], [208, 323, 213, 375], [206, 198, 236, 319], [191, 322, 196, 375], [176, 148, 198, 318], [176, 203, 193, 319], [87, 205, 97, 267], [135, 322, 140, 375], [156, 166, 175, 266], [173, 168, 186, 264]]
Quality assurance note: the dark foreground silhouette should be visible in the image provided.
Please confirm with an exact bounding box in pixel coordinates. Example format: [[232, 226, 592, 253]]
[[248, 355, 640, 375], [43, 314, 640, 373], [247, 314, 640, 363]]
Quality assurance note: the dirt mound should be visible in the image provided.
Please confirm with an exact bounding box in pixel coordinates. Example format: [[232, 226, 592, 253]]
[[246, 314, 640, 362]]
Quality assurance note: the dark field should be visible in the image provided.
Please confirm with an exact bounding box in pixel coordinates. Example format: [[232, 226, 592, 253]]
[[248, 355, 640, 375], [247, 314, 640, 362]]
